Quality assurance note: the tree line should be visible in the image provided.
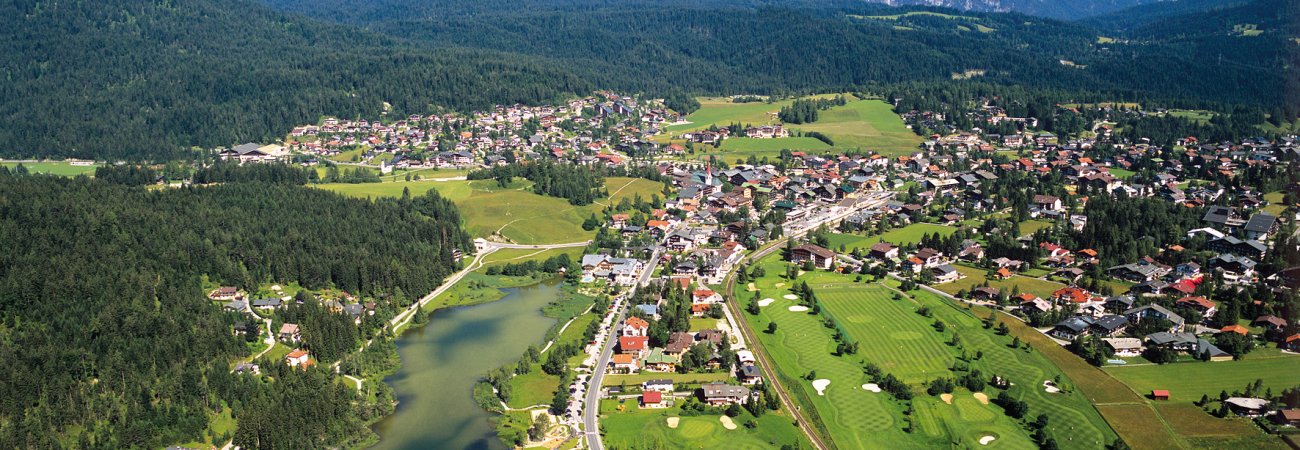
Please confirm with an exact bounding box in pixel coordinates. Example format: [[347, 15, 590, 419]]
[[0, 169, 470, 448]]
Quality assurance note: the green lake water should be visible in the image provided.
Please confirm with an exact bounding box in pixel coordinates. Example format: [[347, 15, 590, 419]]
[[370, 280, 561, 450]]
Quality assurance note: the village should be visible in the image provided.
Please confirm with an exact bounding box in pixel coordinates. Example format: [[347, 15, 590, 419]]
[[199, 90, 1300, 450]]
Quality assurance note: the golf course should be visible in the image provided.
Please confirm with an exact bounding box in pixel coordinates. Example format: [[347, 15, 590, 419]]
[[739, 251, 1118, 449]]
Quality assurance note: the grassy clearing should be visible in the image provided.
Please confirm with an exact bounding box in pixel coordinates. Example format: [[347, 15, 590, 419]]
[[598, 400, 809, 449], [1, 161, 100, 177], [853, 11, 979, 21], [507, 365, 561, 408], [934, 264, 1068, 301], [319, 176, 664, 244], [1094, 404, 1184, 450], [1016, 219, 1054, 237], [666, 95, 922, 156], [602, 372, 733, 388], [1103, 354, 1300, 404], [1262, 191, 1289, 217], [824, 223, 958, 252], [720, 137, 830, 152], [1108, 168, 1137, 179], [788, 98, 925, 156]]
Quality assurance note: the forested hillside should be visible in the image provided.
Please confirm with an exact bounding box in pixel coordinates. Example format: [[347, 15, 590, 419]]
[[266, 0, 1290, 112], [2, 0, 1294, 160], [0, 170, 470, 448], [0, 0, 588, 160]]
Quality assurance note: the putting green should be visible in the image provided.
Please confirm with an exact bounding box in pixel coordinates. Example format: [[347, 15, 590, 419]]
[[677, 419, 717, 439]]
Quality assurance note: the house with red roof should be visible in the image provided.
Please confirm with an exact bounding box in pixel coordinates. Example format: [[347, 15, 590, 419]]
[[1176, 296, 1218, 319], [623, 317, 649, 337], [641, 390, 667, 408], [1051, 286, 1091, 304], [619, 336, 649, 358]]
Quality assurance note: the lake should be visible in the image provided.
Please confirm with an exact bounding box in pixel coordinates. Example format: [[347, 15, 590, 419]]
[[370, 280, 561, 450]]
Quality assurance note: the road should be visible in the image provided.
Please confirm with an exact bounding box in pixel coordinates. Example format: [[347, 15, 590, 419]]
[[583, 244, 661, 450]]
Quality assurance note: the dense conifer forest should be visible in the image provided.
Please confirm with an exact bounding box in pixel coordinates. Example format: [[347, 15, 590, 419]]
[[2, 0, 1294, 161], [0, 170, 470, 448]]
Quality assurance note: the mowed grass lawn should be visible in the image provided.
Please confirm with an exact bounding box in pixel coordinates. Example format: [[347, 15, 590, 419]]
[[318, 176, 664, 244], [598, 400, 809, 449], [824, 223, 957, 251], [789, 98, 925, 156], [1103, 353, 1300, 404], [666, 95, 923, 156], [1, 161, 100, 176], [934, 264, 1068, 301], [1262, 191, 1289, 217], [743, 254, 1113, 449]]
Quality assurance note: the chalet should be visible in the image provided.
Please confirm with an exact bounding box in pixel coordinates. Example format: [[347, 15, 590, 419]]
[[869, 242, 899, 260], [932, 265, 961, 284], [1202, 206, 1246, 229], [902, 257, 926, 274], [665, 332, 693, 356], [1243, 213, 1278, 239], [1252, 315, 1287, 331], [1175, 296, 1217, 319], [1286, 334, 1300, 351], [1020, 296, 1053, 316], [1050, 316, 1094, 340], [285, 349, 311, 368], [641, 390, 667, 409], [252, 297, 283, 310], [738, 364, 762, 385], [279, 323, 301, 343], [914, 248, 945, 267], [701, 382, 750, 406], [1208, 253, 1256, 283], [1050, 286, 1091, 304], [1104, 338, 1143, 357], [233, 362, 260, 375], [611, 354, 639, 374], [1090, 315, 1130, 337], [619, 336, 649, 358], [1145, 331, 1198, 352], [210, 286, 239, 300], [1207, 236, 1267, 259], [790, 244, 836, 270], [1032, 194, 1063, 212], [1274, 409, 1300, 427], [643, 379, 674, 393], [1125, 304, 1185, 332], [644, 348, 679, 372], [623, 317, 650, 337], [223, 300, 248, 312]]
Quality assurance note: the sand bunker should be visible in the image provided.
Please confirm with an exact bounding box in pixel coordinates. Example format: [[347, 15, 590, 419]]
[[1043, 380, 1061, 393], [666, 417, 680, 429], [940, 393, 953, 404], [788, 305, 810, 312], [758, 298, 775, 307], [783, 294, 799, 300], [862, 383, 882, 393], [973, 392, 990, 405], [812, 379, 830, 396], [774, 283, 786, 288], [979, 435, 997, 445], [719, 416, 737, 430], [746, 283, 757, 291]]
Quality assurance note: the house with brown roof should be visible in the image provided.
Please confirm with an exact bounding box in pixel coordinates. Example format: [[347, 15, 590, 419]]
[[790, 244, 835, 270], [869, 242, 899, 260], [611, 353, 639, 373], [279, 323, 301, 343]]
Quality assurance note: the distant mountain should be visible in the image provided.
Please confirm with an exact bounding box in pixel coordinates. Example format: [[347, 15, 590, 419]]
[[1083, 0, 1257, 33], [863, 0, 1159, 20]]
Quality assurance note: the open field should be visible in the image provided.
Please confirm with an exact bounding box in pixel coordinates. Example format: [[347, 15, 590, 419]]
[[602, 372, 733, 388], [1103, 354, 1300, 404], [1016, 219, 1054, 237], [507, 365, 561, 409], [741, 252, 1114, 449], [1262, 191, 1289, 217], [788, 98, 925, 156], [318, 176, 663, 244], [1, 161, 100, 176], [666, 95, 923, 157], [720, 137, 830, 152], [934, 264, 1069, 301], [824, 223, 957, 251], [598, 400, 809, 449]]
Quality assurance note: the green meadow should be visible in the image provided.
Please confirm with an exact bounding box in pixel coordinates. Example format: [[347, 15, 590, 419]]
[[667, 94, 923, 157], [318, 176, 664, 244], [1, 161, 100, 177], [823, 223, 958, 251]]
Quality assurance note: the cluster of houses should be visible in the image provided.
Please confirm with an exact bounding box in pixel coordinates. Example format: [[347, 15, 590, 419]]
[[261, 92, 682, 170], [212, 285, 377, 371]]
